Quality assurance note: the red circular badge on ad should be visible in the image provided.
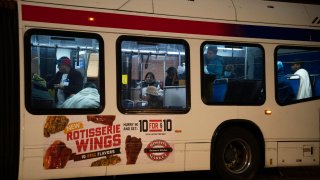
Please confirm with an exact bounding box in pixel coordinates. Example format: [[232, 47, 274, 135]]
[[144, 139, 173, 161]]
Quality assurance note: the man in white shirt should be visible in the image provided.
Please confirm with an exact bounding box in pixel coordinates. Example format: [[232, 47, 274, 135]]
[[291, 61, 312, 99]]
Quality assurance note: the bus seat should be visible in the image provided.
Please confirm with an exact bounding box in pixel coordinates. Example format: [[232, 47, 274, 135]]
[[224, 79, 263, 104], [122, 99, 134, 108], [163, 86, 186, 108], [212, 78, 228, 102], [287, 77, 300, 98], [31, 87, 55, 109]]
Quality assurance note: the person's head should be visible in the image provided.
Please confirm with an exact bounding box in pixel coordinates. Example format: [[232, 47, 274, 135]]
[[166, 67, 177, 79], [224, 64, 234, 77], [206, 46, 218, 59], [57, 56, 72, 73], [277, 61, 284, 72], [291, 60, 303, 72], [144, 72, 156, 84], [225, 64, 234, 72]]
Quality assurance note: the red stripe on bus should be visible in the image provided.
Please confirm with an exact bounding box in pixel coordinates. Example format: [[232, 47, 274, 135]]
[[22, 5, 233, 36], [149, 129, 163, 132], [149, 120, 162, 123]]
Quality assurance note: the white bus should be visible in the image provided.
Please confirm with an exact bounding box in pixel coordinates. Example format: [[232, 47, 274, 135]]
[[1, 0, 320, 179]]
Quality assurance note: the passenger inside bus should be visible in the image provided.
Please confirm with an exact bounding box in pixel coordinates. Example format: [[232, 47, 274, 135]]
[[144, 86, 163, 108], [59, 82, 100, 108], [47, 56, 83, 107], [119, 40, 188, 110], [165, 67, 179, 86], [140, 72, 163, 100], [290, 60, 312, 99], [277, 61, 295, 104], [47, 60, 67, 106], [205, 44, 265, 104], [203, 46, 225, 101], [204, 45, 224, 78], [223, 64, 236, 78], [31, 73, 54, 108]]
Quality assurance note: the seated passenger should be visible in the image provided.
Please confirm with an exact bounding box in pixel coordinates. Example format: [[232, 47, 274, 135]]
[[140, 72, 163, 98], [141, 72, 160, 88], [223, 64, 236, 78], [145, 86, 163, 108], [277, 61, 295, 104], [31, 73, 54, 108], [59, 82, 100, 108]]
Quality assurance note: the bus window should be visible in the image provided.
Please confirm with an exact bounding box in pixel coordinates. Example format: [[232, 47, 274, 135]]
[[275, 46, 320, 105], [24, 29, 105, 114], [116, 36, 190, 113], [201, 42, 265, 105]]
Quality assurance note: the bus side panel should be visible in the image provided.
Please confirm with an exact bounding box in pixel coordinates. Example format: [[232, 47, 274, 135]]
[[278, 142, 319, 166]]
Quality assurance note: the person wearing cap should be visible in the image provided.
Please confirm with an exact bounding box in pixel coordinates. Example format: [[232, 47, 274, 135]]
[[47, 56, 83, 107], [165, 67, 179, 86], [290, 60, 312, 99], [277, 61, 295, 104], [204, 45, 224, 78]]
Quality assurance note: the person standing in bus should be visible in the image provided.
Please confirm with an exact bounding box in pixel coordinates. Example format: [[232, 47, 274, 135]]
[[277, 61, 295, 103], [204, 45, 224, 78], [47, 60, 67, 106], [290, 60, 312, 99], [203, 46, 224, 101], [47, 56, 84, 107]]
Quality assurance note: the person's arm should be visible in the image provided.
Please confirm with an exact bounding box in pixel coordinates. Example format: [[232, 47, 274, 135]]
[[165, 76, 170, 86], [218, 56, 225, 77], [173, 74, 179, 86], [47, 72, 62, 89], [63, 70, 83, 95]]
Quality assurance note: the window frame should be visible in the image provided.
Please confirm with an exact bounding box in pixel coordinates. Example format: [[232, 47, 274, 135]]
[[24, 28, 105, 115], [116, 35, 191, 114], [275, 45, 320, 106], [200, 41, 266, 106]]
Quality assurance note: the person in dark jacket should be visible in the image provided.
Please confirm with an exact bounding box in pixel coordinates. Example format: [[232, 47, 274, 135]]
[[47, 56, 83, 107], [141, 72, 160, 88], [277, 61, 295, 104], [165, 67, 179, 86], [139, 72, 163, 101]]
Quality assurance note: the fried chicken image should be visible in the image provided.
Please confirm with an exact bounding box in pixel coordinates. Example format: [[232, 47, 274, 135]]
[[87, 115, 115, 126], [43, 140, 72, 169], [125, 135, 142, 165], [91, 155, 121, 166], [44, 116, 69, 137]]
